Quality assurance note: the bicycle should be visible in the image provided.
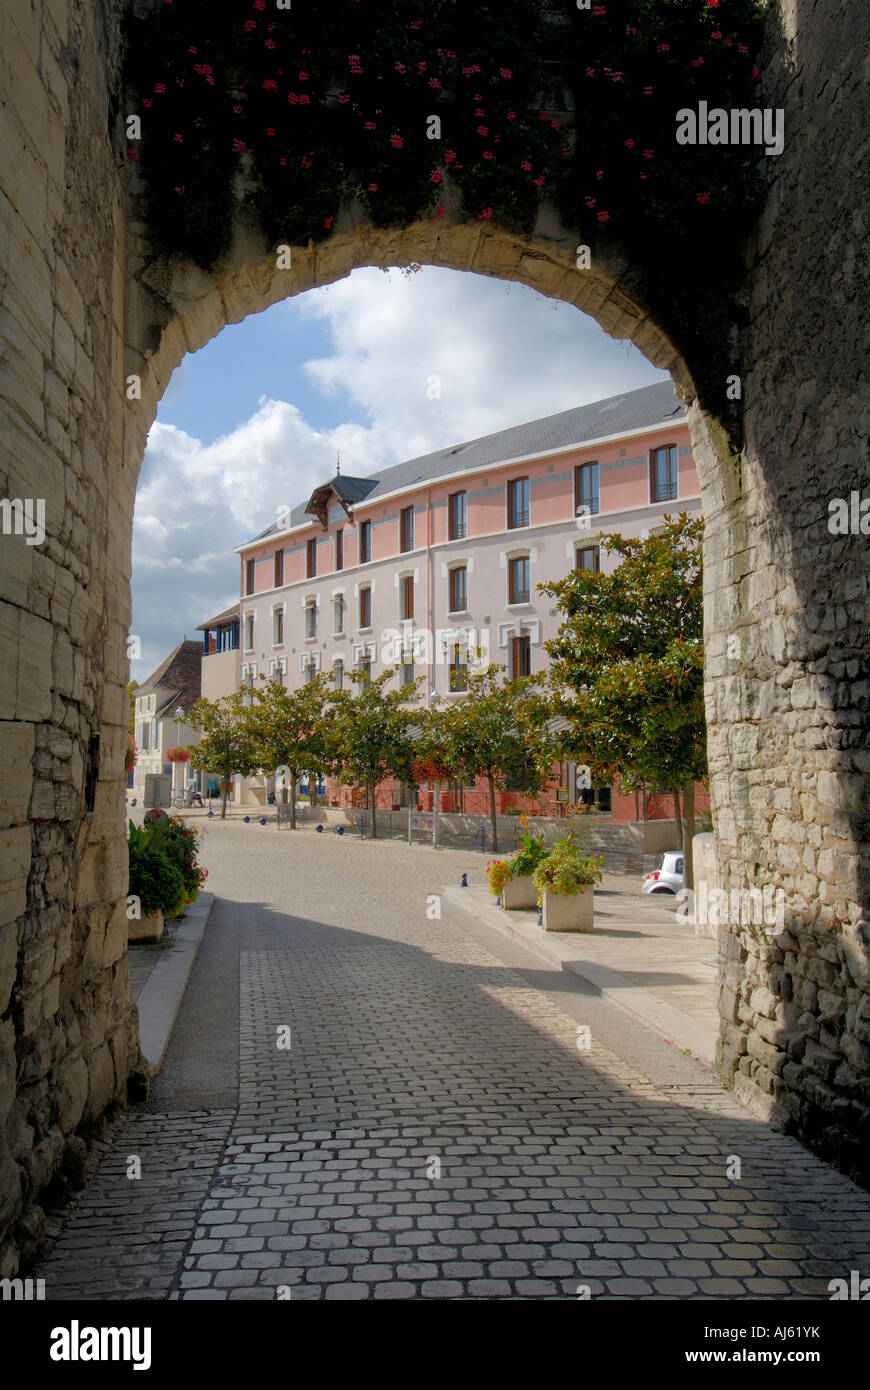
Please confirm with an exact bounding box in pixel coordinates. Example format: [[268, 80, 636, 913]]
[[172, 790, 204, 809]]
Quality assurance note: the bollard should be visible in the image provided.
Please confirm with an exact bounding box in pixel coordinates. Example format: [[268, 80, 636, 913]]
[[243, 816, 250, 823], [460, 872, 468, 887], [336, 825, 344, 835], [537, 904, 543, 926], [259, 817, 267, 825], [131, 798, 137, 807], [315, 824, 323, 833], [207, 811, 214, 819]]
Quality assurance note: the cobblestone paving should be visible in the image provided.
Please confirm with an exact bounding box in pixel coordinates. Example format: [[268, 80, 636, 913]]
[[36, 828, 870, 1299]]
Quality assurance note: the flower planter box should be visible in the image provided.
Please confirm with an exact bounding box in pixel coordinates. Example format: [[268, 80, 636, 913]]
[[541, 888, 594, 933], [501, 874, 539, 910], [128, 909, 164, 943]]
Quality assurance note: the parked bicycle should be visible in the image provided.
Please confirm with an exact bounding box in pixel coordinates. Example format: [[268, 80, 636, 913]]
[[172, 789, 204, 809]]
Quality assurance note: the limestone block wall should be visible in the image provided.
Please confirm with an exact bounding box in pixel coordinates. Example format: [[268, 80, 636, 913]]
[[0, 0, 869, 1276], [0, 0, 145, 1276], [698, 1, 870, 1180]]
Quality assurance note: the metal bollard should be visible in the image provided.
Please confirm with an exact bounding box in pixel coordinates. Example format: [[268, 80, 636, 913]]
[[461, 872, 468, 887]]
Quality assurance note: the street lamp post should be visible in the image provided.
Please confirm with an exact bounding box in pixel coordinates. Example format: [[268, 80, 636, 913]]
[[174, 706, 184, 798]]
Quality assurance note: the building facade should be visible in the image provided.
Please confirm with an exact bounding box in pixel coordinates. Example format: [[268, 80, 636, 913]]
[[131, 639, 203, 799], [230, 382, 703, 819]]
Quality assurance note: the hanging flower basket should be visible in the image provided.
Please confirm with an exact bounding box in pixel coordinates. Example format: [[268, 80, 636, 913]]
[[166, 746, 191, 763]]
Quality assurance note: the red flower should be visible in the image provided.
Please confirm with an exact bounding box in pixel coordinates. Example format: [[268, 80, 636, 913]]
[[624, 139, 635, 149], [126, 149, 139, 161], [299, 71, 309, 80], [596, 210, 609, 222], [642, 148, 654, 159], [390, 133, 403, 148], [691, 57, 704, 67], [444, 149, 456, 162], [364, 121, 376, 130], [696, 192, 711, 204], [263, 79, 278, 92], [500, 68, 512, 79], [368, 182, 378, 191], [478, 207, 493, 219], [142, 97, 152, 108], [174, 133, 183, 142], [233, 138, 246, 152], [430, 170, 443, 183], [323, 216, 334, 228], [266, 127, 276, 136], [435, 204, 445, 217], [520, 160, 532, 171], [482, 151, 493, 160], [477, 126, 488, 136], [532, 175, 545, 186], [657, 43, 670, 53], [244, 19, 256, 31], [154, 83, 166, 94], [188, 46, 197, 54]]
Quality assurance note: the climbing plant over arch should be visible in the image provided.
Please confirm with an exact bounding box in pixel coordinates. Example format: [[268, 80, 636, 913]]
[[125, 0, 764, 262]]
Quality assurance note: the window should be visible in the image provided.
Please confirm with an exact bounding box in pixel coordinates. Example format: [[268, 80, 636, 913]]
[[510, 634, 531, 678], [333, 596, 344, 635], [400, 574, 414, 621], [359, 586, 372, 629], [139, 721, 149, 751], [576, 545, 600, 574], [449, 645, 468, 692], [269, 659, 286, 687], [306, 537, 317, 577], [448, 490, 467, 540], [650, 445, 678, 502], [245, 558, 255, 595], [218, 622, 238, 652], [508, 555, 530, 604], [358, 651, 372, 681], [335, 529, 343, 571], [244, 613, 254, 650], [574, 462, 599, 518], [448, 565, 468, 613], [274, 549, 283, 587], [273, 607, 284, 645], [303, 660, 317, 684], [304, 600, 317, 640], [401, 661, 416, 690], [400, 505, 414, 553], [359, 520, 371, 564], [333, 659, 343, 691], [507, 476, 529, 529]]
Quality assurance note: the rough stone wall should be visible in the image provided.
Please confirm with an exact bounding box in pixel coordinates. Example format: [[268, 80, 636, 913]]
[[0, 0, 868, 1276], [0, 0, 144, 1276], [699, 0, 870, 1180]]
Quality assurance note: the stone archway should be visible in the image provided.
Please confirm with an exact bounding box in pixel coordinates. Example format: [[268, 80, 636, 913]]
[[1, 0, 868, 1274]]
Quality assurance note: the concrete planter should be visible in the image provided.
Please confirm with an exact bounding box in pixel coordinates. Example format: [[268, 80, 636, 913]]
[[541, 888, 594, 933], [128, 908, 164, 943], [501, 874, 539, 910]]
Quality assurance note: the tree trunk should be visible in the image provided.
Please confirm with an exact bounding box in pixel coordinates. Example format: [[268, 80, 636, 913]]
[[489, 775, 498, 854], [369, 780, 377, 838], [290, 771, 297, 830], [433, 779, 441, 848], [673, 790, 683, 851], [310, 773, 317, 809], [681, 781, 695, 893], [220, 784, 228, 821]]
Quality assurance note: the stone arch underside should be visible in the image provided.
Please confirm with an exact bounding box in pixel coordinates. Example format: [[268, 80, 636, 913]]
[[1, 0, 868, 1278]]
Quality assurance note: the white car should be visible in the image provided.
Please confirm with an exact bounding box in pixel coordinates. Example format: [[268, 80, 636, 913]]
[[642, 851, 684, 895]]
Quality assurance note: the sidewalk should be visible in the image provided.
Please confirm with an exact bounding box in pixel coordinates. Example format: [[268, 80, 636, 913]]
[[444, 874, 719, 1065], [127, 893, 214, 1074]]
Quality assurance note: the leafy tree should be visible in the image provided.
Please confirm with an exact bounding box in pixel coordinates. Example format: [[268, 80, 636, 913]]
[[328, 667, 420, 839], [439, 665, 557, 853], [542, 514, 706, 888], [186, 692, 257, 820], [410, 704, 462, 848], [247, 676, 332, 829]]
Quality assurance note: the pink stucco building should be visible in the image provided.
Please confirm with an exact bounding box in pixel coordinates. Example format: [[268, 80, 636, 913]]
[[227, 380, 703, 818]]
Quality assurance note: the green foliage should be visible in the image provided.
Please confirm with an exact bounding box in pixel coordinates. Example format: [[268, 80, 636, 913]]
[[124, 1, 765, 267], [186, 693, 258, 819], [486, 827, 548, 897], [328, 668, 421, 835], [151, 817, 208, 914], [245, 677, 333, 827], [437, 665, 557, 851], [128, 822, 186, 919], [543, 514, 706, 795], [532, 839, 604, 898]]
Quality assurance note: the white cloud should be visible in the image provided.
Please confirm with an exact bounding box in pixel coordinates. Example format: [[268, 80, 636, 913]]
[[131, 266, 665, 681]]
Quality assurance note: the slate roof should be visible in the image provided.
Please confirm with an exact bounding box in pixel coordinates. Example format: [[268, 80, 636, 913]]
[[137, 639, 203, 717], [244, 380, 684, 547]]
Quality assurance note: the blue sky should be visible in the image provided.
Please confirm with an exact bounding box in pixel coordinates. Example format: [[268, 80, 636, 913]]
[[132, 266, 668, 682]]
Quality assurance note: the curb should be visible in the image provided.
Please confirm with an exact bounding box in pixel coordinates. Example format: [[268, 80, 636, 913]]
[[135, 892, 214, 1075], [443, 884, 717, 1066]]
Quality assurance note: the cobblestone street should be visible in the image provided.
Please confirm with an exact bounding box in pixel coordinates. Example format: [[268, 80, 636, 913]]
[[36, 825, 870, 1300]]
